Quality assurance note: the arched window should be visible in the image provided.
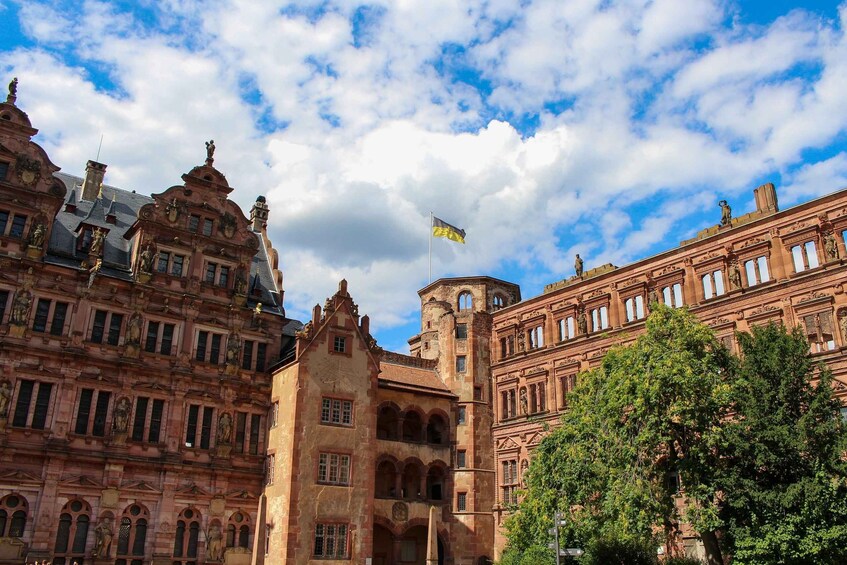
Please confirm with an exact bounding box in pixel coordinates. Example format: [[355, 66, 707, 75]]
[[226, 511, 251, 549], [492, 294, 505, 310], [375, 460, 398, 498], [458, 292, 473, 311], [173, 507, 201, 564], [401, 411, 423, 442], [401, 461, 422, 500], [426, 414, 447, 445], [116, 503, 149, 565], [426, 466, 446, 500], [0, 494, 28, 538], [376, 405, 399, 441], [53, 499, 91, 565]]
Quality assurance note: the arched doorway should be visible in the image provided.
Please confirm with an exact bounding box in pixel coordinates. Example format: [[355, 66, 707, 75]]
[[373, 523, 395, 565], [397, 525, 446, 565]]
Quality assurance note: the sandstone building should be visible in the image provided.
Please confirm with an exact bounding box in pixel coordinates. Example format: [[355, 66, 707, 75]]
[[2, 83, 847, 564]]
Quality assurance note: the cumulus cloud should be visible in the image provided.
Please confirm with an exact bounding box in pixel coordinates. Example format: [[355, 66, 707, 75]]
[[1, 0, 847, 349]]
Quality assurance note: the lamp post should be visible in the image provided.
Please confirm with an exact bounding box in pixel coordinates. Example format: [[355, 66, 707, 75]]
[[547, 511, 583, 564]]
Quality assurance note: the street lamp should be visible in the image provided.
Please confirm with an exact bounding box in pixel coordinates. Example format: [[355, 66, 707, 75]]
[[547, 511, 583, 564]]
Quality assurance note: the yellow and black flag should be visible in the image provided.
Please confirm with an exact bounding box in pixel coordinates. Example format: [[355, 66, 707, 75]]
[[432, 216, 466, 244]]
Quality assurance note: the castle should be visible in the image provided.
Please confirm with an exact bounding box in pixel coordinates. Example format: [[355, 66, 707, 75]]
[[1, 84, 846, 564]]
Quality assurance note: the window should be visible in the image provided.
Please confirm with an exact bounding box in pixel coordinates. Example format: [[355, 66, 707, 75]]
[[188, 214, 200, 232], [144, 321, 176, 355], [589, 306, 609, 332], [791, 241, 820, 273], [457, 450, 466, 468], [492, 294, 505, 310], [116, 504, 149, 565], [456, 355, 467, 373], [266, 455, 275, 485], [0, 289, 9, 323], [204, 262, 231, 287], [0, 162, 8, 180], [0, 494, 28, 538], [0, 210, 27, 238], [457, 492, 467, 512], [74, 389, 111, 437], [458, 291, 473, 311], [226, 512, 251, 549], [661, 283, 684, 308], [11, 380, 52, 429], [527, 325, 544, 348], [185, 405, 214, 449], [318, 453, 351, 485], [89, 310, 124, 345], [31, 299, 69, 335], [321, 398, 353, 426], [457, 406, 466, 424], [270, 402, 279, 428], [196, 330, 224, 364], [559, 374, 577, 409], [333, 335, 347, 353], [803, 312, 836, 353], [155, 251, 187, 277], [53, 499, 90, 565], [744, 256, 771, 287], [529, 382, 546, 413], [249, 414, 261, 455], [456, 323, 467, 339], [130, 397, 165, 443], [558, 317, 575, 341], [314, 523, 348, 559], [474, 386, 483, 401], [500, 389, 517, 420], [173, 508, 201, 563], [701, 270, 725, 299], [202, 218, 214, 237], [624, 295, 645, 322], [501, 460, 518, 505]]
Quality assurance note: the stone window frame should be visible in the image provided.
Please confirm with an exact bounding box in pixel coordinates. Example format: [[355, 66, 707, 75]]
[[203, 259, 234, 288], [193, 326, 227, 365], [794, 294, 837, 354], [0, 493, 29, 538], [184, 403, 215, 450], [131, 395, 167, 444], [693, 255, 727, 302], [525, 376, 548, 414], [497, 377, 518, 422], [54, 498, 91, 563], [734, 239, 773, 288], [328, 331, 352, 357], [73, 387, 113, 437], [242, 338, 269, 371], [10, 378, 54, 430], [320, 396, 354, 427], [782, 225, 822, 275], [500, 458, 519, 506], [30, 296, 70, 336], [313, 522, 350, 559], [0, 207, 28, 240], [173, 507, 202, 561], [457, 291, 473, 312], [154, 246, 190, 278], [619, 282, 647, 324], [232, 411, 264, 455], [317, 451, 353, 486], [87, 308, 125, 346], [557, 372, 578, 410], [143, 317, 179, 356], [457, 491, 468, 512]]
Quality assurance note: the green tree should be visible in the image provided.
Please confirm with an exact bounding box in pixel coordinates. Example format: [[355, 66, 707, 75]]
[[719, 323, 847, 564], [505, 306, 731, 565]]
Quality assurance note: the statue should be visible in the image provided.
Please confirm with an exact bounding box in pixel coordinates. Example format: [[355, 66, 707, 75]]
[[217, 413, 232, 444], [126, 312, 142, 345], [648, 287, 659, 307], [8, 77, 17, 98], [207, 523, 223, 561], [93, 516, 113, 557], [719, 200, 732, 226], [840, 312, 847, 344], [0, 380, 10, 417], [112, 397, 131, 434], [520, 459, 529, 488], [89, 228, 105, 256], [519, 388, 528, 415], [10, 289, 32, 325], [205, 139, 216, 162], [824, 232, 839, 261], [577, 310, 588, 335], [138, 243, 155, 274], [28, 223, 45, 248], [574, 253, 584, 277], [729, 261, 742, 290], [226, 333, 241, 364], [234, 268, 248, 295]]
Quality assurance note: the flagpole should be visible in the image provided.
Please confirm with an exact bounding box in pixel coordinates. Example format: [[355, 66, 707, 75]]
[[429, 211, 433, 283]]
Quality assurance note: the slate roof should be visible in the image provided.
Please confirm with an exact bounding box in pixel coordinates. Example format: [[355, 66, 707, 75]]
[[47, 172, 285, 316]]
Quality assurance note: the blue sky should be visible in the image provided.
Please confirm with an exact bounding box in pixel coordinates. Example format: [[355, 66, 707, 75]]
[[2, 0, 846, 353]]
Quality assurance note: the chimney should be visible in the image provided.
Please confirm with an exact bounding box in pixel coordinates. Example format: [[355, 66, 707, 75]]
[[250, 196, 269, 232], [754, 182, 779, 214], [81, 160, 107, 202]]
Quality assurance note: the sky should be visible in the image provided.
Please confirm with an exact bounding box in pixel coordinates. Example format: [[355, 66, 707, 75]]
[[1, 0, 847, 353]]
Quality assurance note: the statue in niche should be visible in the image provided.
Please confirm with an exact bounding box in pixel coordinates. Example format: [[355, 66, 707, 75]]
[[517, 332, 525, 352], [10, 289, 32, 325], [0, 380, 10, 417], [234, 267, 248, 295], [226, 332, 241, 365], [126, 312, 142, 345], [839, 311, 847, 344], [520, 459, 529, 488], [824, 232, 839, 261], [93, 516, 113, 557], [207, 523, 223, 561], [729, 261, 742, 290], [205, 139, 216, 163], [89, 228, 105, 256], [574, 253, 584, 277], [8, 77, 17, 98], [719, 200, 732, 226], [112, 397, 131, 434], [577, 309, 588, 335], [519, 387, 528, 415], [138, 242, 155, 274], [217, 413, 232, 445], [28, 223, 45, 248], [648, 287, 659, 307]]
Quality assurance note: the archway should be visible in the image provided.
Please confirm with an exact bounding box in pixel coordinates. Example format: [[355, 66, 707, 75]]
[[397, 525, 446, 565], [373, 523, 395, 565]]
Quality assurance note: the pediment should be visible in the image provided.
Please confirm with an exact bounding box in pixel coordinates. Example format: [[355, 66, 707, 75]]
[[225, 489, 258, 500], [526, 431, 546, 447], [121, 480, 162, 493], [0, 469, 41, 483], [497, 436, 520, 451], [177, 483, 211, 496], [59, 475, 104, 488]]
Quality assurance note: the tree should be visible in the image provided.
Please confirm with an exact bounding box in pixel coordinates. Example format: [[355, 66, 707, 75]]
[[505, 306, 732, 564], [719, 323, 847, 564]]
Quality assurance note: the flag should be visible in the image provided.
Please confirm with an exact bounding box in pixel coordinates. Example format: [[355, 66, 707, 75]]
[[432, 216, 466, 244]]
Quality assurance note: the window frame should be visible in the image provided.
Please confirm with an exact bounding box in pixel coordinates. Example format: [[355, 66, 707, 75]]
[[320, 397, 354, 427]]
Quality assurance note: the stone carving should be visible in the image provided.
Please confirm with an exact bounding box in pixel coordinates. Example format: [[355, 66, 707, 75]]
[[226, 332, 241, 365], [28, 223, 45, 248], [0, 380, 10, 418], [234, 267, 248, 296], [392, 501, 408, 521], [205, 139, 216, 163], [296, 320, 313, 340], [89, 228, 105, 256], [577, 309, 588, 335], [93, 516, 113, 558], [839, 311, 847, 343], [520, 459, 529, 488], [574, 254, 584, 277], [517, 332, 525, 352], [15, 154, 40, 186], [519, 387, 528, 415], [112, 397, 131, 434], [824, 232, 839, 261], [728, 261, 742, 290], [10, 288, 32, 326], [719, 200, 732, 225], [648, 287, 659, 307], [220, 213, 237, 238], [207, 523, 223, 561], [126, 312, 142, 346], [217, 413, 232, 445], [138, 242, 155, 274], [165, 199, 181, 223], [8, 77, 17, 98]]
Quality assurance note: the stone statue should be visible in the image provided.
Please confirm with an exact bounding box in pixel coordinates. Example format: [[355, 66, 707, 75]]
[[577, 310, 588, 335], [840, 312, 847, 345], [226, 332, 241, 364], [89, 228, 105, 256], [729, 261, 742, 290], [126, 312, 142, 345], [207, 523, 223, 561], [93, 516, 113, 557], [138, 243, 155, 274], [8, 77, 17, 98], [217, 412, 232, 444], [112, 397, 131, 434], [824, 232, 839, 261], [28, 223, 45, 248], [519, 388, 528, 415], [10, 289, 32, 325], [205, 139, 216, 162], [0, 380, 10, 417], [520, 459, 529, 488], [719, 200, 732, 226], [648, 287, 659, 307], [574, 253, 584, 277], [234, 268, 248, 295]]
